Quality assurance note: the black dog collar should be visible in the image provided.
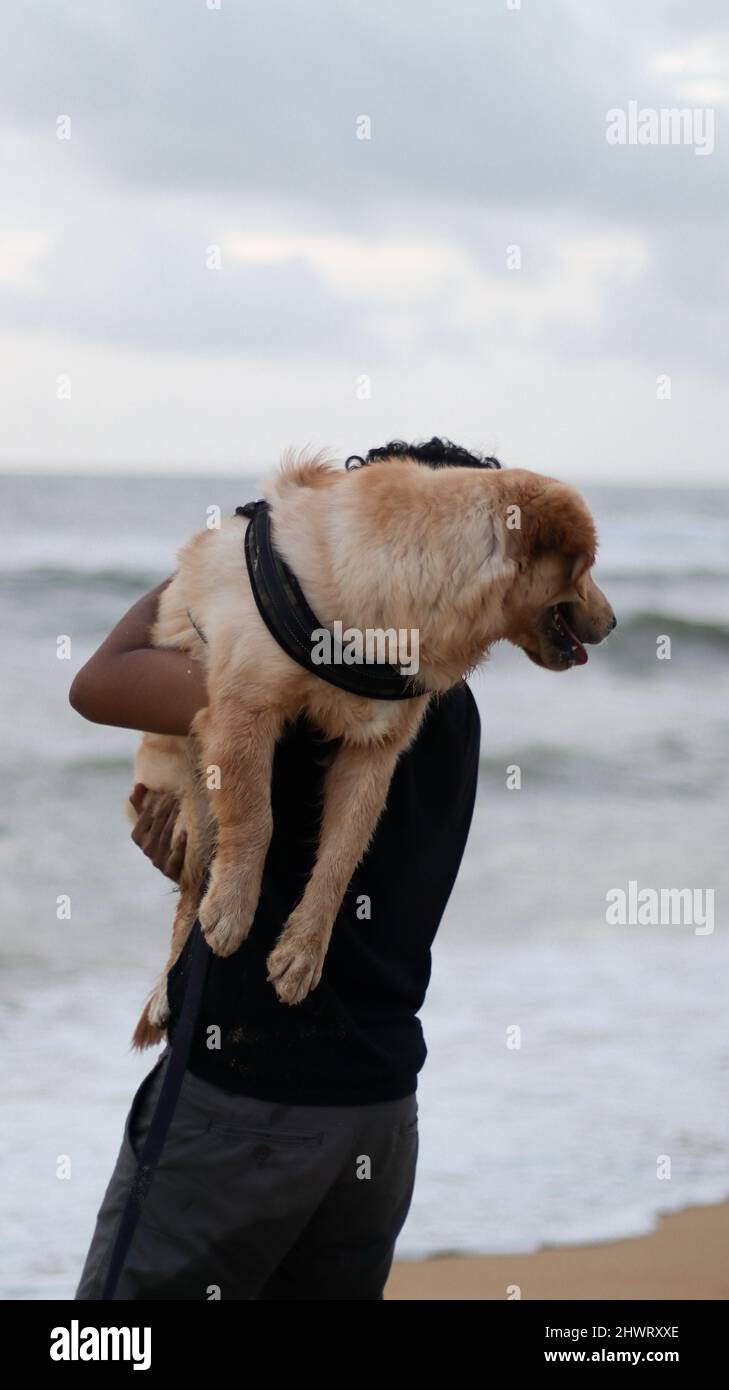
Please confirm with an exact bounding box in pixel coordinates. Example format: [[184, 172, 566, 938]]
[[237, 500, 424, 701]]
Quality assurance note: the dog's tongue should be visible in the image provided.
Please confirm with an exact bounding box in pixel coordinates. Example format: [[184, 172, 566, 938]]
[[555, 610, 589, 665]]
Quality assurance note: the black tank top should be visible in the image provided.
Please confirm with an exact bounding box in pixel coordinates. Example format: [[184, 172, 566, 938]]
[[166, 683, 480, 1105]]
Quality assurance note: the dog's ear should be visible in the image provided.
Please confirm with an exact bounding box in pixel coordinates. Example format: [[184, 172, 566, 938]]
[[570, 553, 592, 601], [504, 477, 597, 579]]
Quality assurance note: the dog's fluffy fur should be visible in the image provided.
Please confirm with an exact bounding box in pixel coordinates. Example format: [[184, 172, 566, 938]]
[[130, 451, 615, 1047]]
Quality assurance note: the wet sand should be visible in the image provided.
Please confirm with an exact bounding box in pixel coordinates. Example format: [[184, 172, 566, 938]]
[[386, 1200, 729, 1300]]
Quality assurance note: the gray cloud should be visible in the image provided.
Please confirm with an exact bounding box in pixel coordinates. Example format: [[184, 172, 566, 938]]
[[1, 0, 727, 472], [2, 0, 726, 217]]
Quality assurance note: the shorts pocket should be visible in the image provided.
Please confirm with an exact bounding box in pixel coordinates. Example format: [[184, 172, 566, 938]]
[[123, 1055, 168, 1161], [206, 1121, 323, 1148]]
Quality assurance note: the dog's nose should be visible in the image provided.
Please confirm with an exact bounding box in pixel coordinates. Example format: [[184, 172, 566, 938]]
[[608, 613, 617, 631]]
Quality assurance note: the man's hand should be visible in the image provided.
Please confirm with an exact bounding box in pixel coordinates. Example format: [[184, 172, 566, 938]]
[[129, 783, 186, 882]]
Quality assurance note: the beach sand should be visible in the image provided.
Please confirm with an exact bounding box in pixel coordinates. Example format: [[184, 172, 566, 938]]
[[386, 1200, 729, 1300]]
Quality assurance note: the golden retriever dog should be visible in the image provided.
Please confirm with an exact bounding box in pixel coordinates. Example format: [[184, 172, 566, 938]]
[[130, 451, 615, 1047]]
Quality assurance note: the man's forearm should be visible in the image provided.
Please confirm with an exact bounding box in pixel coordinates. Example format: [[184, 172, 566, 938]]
[[69, 580, 208, 736]]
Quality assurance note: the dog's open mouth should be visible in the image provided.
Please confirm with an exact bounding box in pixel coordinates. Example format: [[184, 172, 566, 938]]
[[550, 603, 588, 667]]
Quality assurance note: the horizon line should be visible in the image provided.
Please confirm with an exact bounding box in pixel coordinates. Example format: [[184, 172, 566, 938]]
[[1, 465, 727, 488]]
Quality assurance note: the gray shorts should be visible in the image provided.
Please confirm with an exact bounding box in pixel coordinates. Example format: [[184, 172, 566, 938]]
[[75, 1051, 418, 1301]]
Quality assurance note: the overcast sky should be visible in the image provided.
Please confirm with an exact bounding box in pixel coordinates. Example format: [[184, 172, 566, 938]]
[[1, 0, 727, 482]]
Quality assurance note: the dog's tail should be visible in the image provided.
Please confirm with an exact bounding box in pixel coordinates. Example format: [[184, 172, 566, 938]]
[[131, 1004, 165, 1052]]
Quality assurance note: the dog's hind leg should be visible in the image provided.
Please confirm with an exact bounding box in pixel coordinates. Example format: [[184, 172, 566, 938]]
[[135, 888, 201, 1046], [131, 851, 211, 1050], [196, 701, 285, 958], [131, 751, 215, 1049], [266, 726, 422, 1005]]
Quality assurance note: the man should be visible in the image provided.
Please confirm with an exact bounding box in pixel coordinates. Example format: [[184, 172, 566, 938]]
[[72, 439, 489, 1300]]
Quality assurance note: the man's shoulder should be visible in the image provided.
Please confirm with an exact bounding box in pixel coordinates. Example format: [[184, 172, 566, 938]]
[[428, 681, 481, 740], [408, 681, 481, 770]]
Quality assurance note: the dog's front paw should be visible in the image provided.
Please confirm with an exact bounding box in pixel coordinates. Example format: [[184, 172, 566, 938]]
[[266, 926, 326, 1006], [199, 872, 255, 957]]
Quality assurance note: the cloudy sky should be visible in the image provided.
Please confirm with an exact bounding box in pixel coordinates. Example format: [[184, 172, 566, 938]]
[[1, 0, 727, 481]]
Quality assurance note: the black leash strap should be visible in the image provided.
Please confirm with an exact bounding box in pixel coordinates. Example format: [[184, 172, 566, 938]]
[[99, 921, 211, 1300], [237, 499, 425, 701]]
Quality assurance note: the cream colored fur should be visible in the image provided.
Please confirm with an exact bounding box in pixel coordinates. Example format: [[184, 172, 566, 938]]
[[130, 453, 613, 1043]]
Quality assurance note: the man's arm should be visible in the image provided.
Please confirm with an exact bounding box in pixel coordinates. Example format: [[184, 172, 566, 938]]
[[69, 580, 207, 736]]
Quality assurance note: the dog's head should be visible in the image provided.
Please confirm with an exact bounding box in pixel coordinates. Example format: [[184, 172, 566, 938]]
[[496, 470, 616, 671]]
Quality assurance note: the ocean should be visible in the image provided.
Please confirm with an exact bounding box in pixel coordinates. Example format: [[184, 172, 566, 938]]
[[2, 473, 728, 1297]]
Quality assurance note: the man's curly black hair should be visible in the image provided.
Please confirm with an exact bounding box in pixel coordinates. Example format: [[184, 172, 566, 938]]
[[346, 437, 501, 471]]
